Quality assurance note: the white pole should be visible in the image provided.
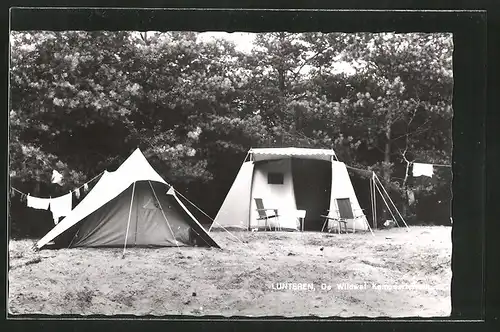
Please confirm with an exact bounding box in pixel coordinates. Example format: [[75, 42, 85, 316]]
[[206, 219, 247, 244], [370, 175, 374, 226], [372, 172, 377, 229], [374, 174, 410, 230], [373, 180, 399, 228], [362, 213, 375, 236], [369, 175, 375, 233], [122, 182, 136, 258]]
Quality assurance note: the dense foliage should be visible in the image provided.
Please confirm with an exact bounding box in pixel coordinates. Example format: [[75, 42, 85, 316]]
[[9, 31, 453, 237]]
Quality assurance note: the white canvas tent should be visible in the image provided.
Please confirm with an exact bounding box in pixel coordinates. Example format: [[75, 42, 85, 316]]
[[210, 147, 369, 232], [36, 148, 219, 249]]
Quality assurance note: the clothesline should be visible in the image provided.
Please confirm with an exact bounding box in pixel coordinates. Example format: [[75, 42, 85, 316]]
[[417, 163, 451, 167], [346, 162, 450, 175], [345, 165, 372, 173], [10, 153, 450, 200], [73, 171, 105, 191], [346, 161, 450, 172], [10, 170, 104, 199], [11, 187, 25, 196], [346, 161, 451, 185], [11, 159, 450, 199]]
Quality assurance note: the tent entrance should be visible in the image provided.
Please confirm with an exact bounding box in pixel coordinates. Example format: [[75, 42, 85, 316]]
[[291, 158, 332, 231]]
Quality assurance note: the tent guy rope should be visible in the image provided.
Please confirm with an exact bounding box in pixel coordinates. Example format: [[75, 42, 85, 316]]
[[149, 181, 182, 253], [373, 173, 410, 230], [372, 177, 401, 228], [173, 188, 246, 245]]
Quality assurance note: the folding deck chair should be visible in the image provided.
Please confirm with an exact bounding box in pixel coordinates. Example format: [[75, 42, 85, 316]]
[[321, 198, 355, 234], [254, 198, 281, 231]]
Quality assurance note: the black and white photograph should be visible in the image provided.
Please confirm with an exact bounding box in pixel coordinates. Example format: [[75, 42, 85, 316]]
[[8, 9, 457, 318]]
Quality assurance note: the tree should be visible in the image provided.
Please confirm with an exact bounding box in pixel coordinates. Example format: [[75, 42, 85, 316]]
[[322, 33, 453, 222], [10, 31, 141, 186]]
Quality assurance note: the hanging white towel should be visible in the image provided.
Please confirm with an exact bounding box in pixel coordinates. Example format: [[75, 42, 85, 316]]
[[75, 188, 81, 199], [51, 170, 63, 185], [412, 163, 434, 178], [27, 195, 51, 210], [50, 192, 72, 224], [83, 183, 89, 192]]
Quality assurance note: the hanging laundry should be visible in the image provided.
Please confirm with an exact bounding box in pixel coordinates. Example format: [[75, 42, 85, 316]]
[[27, 195, 51, 210], [10, 188, 15, 197], [412, 163, 434, 178], [75, 188, 81, 199], [50, 192, 72, 224], [83, 183, 89, 193], [51, 170, 63, 185]]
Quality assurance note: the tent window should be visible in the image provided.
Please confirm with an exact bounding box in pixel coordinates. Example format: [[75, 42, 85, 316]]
[[268, 172, 284, 185]]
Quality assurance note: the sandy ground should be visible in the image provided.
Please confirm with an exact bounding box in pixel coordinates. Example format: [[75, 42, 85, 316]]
[[8, 226, 451, 317]]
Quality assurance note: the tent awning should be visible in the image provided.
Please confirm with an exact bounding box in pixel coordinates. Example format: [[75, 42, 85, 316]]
[[249, 148, 337, 162]]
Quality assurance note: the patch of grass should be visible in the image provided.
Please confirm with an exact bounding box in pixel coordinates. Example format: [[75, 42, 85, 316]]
[[76, 288, 95, 306], [62, 287, 96, 310], [306, 238, 327, 246], [111, 292, 134, 307], [11, 252, 23, 259], [360, 259, 386, 269], [24, 257, 42, 266]]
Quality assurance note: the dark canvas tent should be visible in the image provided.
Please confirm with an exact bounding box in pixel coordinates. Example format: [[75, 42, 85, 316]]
[[36, 149, 219, 249]]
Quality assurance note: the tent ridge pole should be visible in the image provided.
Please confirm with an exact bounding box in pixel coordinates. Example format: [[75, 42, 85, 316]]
[[122, 181, 136, 258]]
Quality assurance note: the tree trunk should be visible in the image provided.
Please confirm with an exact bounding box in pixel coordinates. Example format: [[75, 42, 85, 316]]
[[401, 120, 413, 223], [276, 32, 287, 129], [382, 112, 392, 223], [402, 162, 410, 220], [35, 181, 41, 196]]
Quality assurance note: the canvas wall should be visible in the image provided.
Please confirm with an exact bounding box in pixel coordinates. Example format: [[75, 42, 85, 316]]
[[250, 159, 299, 230], [328, 161, 369, 231]]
